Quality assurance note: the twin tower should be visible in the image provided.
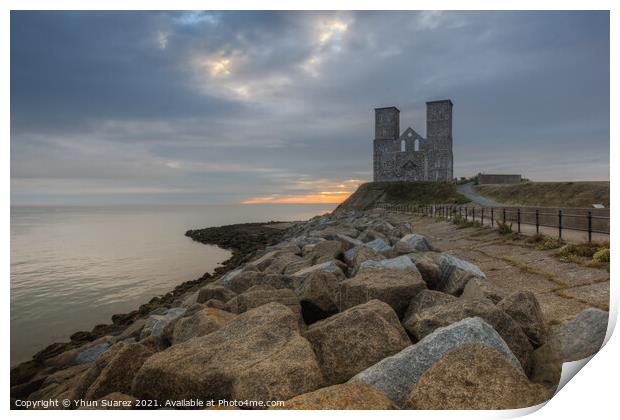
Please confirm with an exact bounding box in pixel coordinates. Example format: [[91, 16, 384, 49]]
[[373, 100, 453, 182]]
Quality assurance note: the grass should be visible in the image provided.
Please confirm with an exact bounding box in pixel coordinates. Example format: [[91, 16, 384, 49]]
[[338, 181, 471, 210], [451, 214, 481, 229], [474, 181, 609, 208], [496, 219, 513, 235], [556, 241, 610, 266], [525, 234, 564, 250], [593, 248, 610, 263]]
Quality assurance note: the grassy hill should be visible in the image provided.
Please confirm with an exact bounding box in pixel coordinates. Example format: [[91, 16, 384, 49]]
[[337, 181, 470, 210], [474, 181, 609, 208]]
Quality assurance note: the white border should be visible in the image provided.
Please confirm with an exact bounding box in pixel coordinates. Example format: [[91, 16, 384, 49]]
[[3, 2, 616, 419]]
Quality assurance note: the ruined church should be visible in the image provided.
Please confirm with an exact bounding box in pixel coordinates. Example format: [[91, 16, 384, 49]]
[[373, 100, 453, 182]]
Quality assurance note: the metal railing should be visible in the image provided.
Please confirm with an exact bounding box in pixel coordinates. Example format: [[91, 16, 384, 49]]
[[374, 203, 610, 242]]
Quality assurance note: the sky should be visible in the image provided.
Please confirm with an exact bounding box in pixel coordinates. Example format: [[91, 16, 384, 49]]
[[10, 11, 610, 205]]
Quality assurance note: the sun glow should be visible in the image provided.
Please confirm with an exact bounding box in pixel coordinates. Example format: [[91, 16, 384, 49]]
[[242, 192, 352, 205], [242, 178, 364, 204]]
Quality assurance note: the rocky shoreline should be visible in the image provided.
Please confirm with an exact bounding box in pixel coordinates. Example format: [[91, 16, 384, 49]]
[[11, 221, 291, 404], [10, 209, 608, 409]]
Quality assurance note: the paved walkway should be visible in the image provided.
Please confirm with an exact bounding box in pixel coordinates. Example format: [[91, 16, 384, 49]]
[[394, 213, 609, 325], [457, 182, 504, 207]]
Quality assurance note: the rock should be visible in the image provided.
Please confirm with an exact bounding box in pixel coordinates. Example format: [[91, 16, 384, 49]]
[[527, 335, 563, 389], [365, 238, 391, 253], [461, 276, 506, 303], [336, 233, 364, 249], [282, 255, 315, 275], [557, 308, 608, 361], [225, 285, 301, 316], [76, 343, 111, 364], [264, 252, 309, 275], [303, 300, 411, 384], [349, 317, 522, 407], [250, 250, 286, 271], [314, 226, 358, 240], [36, 364, 91, 393], [403, 290, 456, 321], [301, 243, 317, 255], [219, 271, 296, 294], [28, 365, 96, 405], [402, 298, 532, 370], [497, 291, 546, 347], [180, 291, 199, 307], [295, 270, 340, 324], [357, 228, 389, 244], [137, 335, 166, 353], [112, 319, 146, 343], [435, 253, 487, 295], [276, 382, 396, 410], [308, 240, 345, 264], [407, 252, 441, 287], [197, 284, 237, 304], [85, 343, 154, 400], [172, 308, 236, 344], [140, 307, 186, 340], [132, 302, 325, 402], [393, 234, 432, 254], [358, 255, 418, 274], [339, 268, 427, 318], [406, 343, 551, 409], [349, 246, 385, 273], [45, 336, 111, 369], [266, 243, 302, 254], [291, 261, 346, 281], [204, 299, 227, 310], [219, 268, 243, 286]]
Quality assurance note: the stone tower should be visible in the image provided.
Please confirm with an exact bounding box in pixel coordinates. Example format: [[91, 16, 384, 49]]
[[425, 100, 453, 181], [374, 107, 400, 140], [372, 100, 453, 182]]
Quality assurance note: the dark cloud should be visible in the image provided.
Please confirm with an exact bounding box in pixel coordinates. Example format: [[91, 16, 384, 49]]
[[11, 11, 609, 204]]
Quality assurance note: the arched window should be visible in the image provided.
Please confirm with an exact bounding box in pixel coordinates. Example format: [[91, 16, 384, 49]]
[[400, 140, 406, 152], [414, 139, 420, 152]]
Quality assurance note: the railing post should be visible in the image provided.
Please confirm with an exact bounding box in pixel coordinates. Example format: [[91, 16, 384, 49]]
[[517, 208, 521, 233], [481, 208, 484, 226], [588, 211, 592, 243], [491, 208, 494, 227], [503, 208, 506, 224], [535, 209, 539, 234], [558, 210, 563, 240]]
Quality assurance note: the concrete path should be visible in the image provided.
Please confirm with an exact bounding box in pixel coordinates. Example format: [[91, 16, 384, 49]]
[[393, 213, 609, 325], [457, 182, 504, 207]]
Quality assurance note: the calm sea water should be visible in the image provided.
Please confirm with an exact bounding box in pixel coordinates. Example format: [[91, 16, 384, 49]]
[[10, 203, 335, 366]]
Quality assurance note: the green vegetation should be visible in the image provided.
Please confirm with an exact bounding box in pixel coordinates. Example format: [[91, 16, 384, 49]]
[[474, 181, 609, 208], [496, 220, 513, 235], [373, 181, 470, 205], [557, 241, 609, 265], [593, 248, 610, 263], [338, 181, 470, 210], [451, 214, 480, 229]]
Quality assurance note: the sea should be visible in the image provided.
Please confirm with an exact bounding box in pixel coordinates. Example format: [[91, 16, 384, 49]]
[[10, 203, 336, 366]]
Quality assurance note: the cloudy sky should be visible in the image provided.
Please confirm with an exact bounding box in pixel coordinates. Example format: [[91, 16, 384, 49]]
[[11, 11, 609, 205]]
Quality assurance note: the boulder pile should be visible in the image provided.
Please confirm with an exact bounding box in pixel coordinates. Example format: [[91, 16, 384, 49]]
[[12, 208, 609, 410]]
